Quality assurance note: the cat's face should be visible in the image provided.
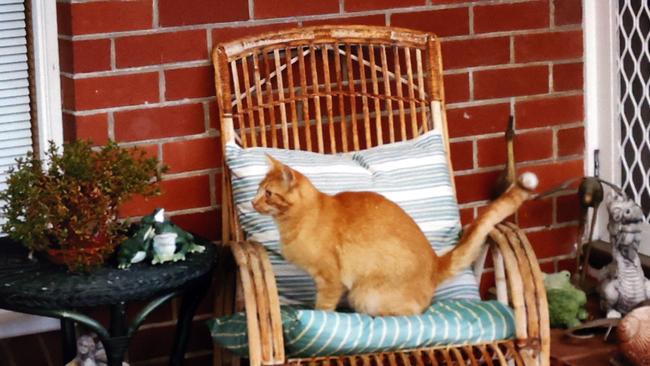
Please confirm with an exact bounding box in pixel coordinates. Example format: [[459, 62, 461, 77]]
[[251, 155, 297, 217]]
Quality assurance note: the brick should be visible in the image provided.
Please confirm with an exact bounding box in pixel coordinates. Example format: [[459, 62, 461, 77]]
[[212, 23, 300, 44], [554, 62, 583, 91], [518, 198, 553, 228], [73, 73, 159, 110], [255, 0, 339, 19], [444, 73, 469, 104], [474, 65, 548, 100], [515, 95, 583, 129], [116, 30, 207, 68], [60, 75, 75, 111], [454, 170, 500, 204], [57, 2, 72, 36], [515, 30, 583, 62], [119, 175, 212, 217], [303, 14, 386, 26], [69, 0, 152, 35], [63, 113, 109, 145], [345, 0, 424, 12], [558, 126, 585, 157], [114, 104, 206, 142], [59, 39, 112, 74], [165, 66, 214, 101], [450, 140, 473, 171], [557, 258, 577, 272], [459, 207, 474, 226], [526, 225, 578, 258], [477, 129, 553, 167], [555, 0, 582, 25], [159, 0, 248, 26], [442, 37, 510, 70], [524, 159, 584, 192], [538, 260, 556, 273], [474, 0, 549, 33], [556, 193, 581, 223], [391, 7, 469, 37], [163, 137, 221, 173], [171, 209, 220, 241], [447, 103, 510, 138]]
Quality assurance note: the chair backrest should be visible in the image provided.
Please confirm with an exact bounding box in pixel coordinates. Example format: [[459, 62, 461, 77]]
[[212, 25, 453, 242]]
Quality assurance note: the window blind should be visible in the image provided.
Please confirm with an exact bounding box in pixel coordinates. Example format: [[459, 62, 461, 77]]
[[0, 0, 32, 230], [0, 0, 32, 193]]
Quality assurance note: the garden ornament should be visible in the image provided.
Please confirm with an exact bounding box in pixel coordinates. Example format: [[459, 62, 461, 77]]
[[543, 270, 588, 328], [617, 305, 650, 366], [117, 208, 205, 268], [597, 191, 650, 318]]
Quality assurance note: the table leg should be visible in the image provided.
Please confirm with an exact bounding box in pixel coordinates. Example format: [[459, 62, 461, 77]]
[[170, 272, 212, 365], [61, 318, 77, 364], [104, 302, 129, 366]]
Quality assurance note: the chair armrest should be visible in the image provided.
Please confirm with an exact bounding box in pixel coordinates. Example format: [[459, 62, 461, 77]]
[[229, 241, 285, 366], [488, 223, 550, 366]]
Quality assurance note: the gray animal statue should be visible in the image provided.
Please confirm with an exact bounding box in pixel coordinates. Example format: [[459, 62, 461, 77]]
[[117, 208, 204, 269], [597, 191, 650, 318]]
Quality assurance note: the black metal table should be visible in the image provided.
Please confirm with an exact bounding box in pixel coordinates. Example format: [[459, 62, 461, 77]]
[[0, 237, 215, 366]]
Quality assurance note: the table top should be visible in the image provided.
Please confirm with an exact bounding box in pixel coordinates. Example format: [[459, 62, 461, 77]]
[[0, 237, 215, 309]]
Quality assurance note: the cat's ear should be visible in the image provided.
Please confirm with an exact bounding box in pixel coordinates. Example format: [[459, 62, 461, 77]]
[[280, 165, 295, 186], [265, 154, 281, 168]]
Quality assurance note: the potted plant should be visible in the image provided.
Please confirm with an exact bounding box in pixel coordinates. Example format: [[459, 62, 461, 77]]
[[0, 140, 165, 271]]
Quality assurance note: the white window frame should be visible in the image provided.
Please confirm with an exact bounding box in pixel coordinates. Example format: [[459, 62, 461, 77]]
[[584, 0, 650, 255], [0, 0, 63, 339]]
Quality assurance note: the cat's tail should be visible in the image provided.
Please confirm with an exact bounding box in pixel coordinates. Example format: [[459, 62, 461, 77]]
[[435, 172, 539, 286]]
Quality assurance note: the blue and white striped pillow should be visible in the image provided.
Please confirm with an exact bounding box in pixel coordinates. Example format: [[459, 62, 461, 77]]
[[208, 299, 515, 357], [225, 130, 479, 307]]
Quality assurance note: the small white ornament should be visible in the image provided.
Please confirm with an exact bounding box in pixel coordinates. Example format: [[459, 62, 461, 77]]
[[152, 232, 177, 264]]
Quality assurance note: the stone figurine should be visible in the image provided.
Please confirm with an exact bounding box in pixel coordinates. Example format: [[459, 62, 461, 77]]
[[597, 191, 650, 318], [117, 208, 205, 269], [543, 270, 588, 328]]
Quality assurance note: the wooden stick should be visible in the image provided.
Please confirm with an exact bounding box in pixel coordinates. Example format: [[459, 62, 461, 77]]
[[252, 52, 268, 147], [404, 47, 418, 138], [321, 45, 337, 153], [489, 229, 528, 345], [231, 243, 262, 366], [253, 242, 285, 363], [344, 44, 360, 150], [415, 48, 428, 133], [333, 43, 349, 152], [230, 60, 248, 147], [298, 45, 313, 151], [368, 44, 383, 145], [357, 44, 372, 147], [309, 44, 324, 153], [274, 49, 290, 148], [380, 45, 395, 143], [262, 50, 278, 148], [285, 47, 300, 149], [241, 56, 258, 147], [393, 45, 407, 141]]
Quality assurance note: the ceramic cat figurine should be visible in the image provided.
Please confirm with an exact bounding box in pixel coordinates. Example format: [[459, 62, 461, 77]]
[[253, 155, 538, 316]]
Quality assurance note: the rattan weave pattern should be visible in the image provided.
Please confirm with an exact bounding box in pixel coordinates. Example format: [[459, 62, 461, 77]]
[[0, 237, 215, 308]]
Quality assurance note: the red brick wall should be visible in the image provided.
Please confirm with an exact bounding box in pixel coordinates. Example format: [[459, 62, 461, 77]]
[[48, 0, 586, 364]]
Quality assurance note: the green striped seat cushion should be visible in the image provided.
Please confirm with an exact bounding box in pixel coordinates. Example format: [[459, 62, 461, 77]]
[[208, 299, 515, 357], [225, 129, 479, 306]]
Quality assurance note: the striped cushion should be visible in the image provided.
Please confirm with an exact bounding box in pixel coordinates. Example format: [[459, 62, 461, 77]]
[[207, 299, 515, 357], [225, 130, 479, 306]]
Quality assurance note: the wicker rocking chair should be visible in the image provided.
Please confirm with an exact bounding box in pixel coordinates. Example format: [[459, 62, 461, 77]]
[[211, 26, 549, 366]]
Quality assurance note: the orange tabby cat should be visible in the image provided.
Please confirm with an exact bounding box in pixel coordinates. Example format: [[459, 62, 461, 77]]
[[252, 155, 538, 316]]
